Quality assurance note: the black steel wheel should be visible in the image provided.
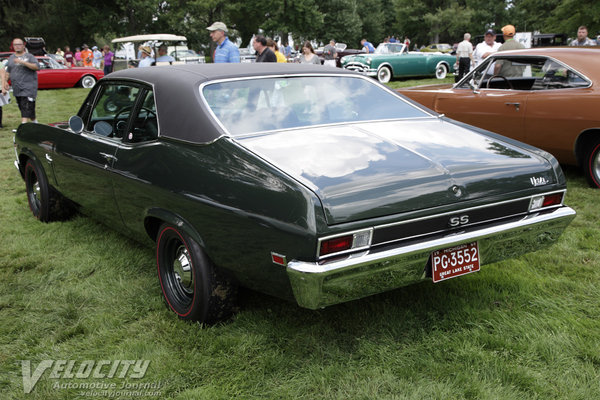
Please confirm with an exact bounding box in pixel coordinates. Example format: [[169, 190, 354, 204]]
[[584, 140, 600, 188], [156, 224, 237, 324], [24, 159, 70, 222]]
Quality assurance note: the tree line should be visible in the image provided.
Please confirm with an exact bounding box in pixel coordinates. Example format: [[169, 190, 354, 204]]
[[1, 0, 598, 54]]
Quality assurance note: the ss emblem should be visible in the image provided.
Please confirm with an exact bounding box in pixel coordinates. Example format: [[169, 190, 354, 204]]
[[449, 215, 469, 227]]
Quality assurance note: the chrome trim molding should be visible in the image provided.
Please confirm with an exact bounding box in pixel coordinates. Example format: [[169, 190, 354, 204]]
[[287, 206, 575, 309], [376, 190, 565, 231]]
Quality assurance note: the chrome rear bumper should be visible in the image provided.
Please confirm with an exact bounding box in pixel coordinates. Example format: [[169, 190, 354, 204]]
[[287, 206, 575, 309]]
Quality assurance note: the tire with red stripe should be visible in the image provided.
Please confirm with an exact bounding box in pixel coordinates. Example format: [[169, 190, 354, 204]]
[[584, 141, 600, 189], [156, 223, 237, 324]]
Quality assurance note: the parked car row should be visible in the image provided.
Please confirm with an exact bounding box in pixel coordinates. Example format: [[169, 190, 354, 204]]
[[14, 63, 575, 324]]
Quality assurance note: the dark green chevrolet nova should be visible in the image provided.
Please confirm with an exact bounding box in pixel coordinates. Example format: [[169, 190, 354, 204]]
[[14, 63, 576, 323]]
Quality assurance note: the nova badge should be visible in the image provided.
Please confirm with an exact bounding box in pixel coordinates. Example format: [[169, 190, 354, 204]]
[[530, 176, 548, 187]]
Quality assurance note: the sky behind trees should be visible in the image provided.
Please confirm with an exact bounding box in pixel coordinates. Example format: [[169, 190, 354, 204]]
[[1, 0, 598, 53]]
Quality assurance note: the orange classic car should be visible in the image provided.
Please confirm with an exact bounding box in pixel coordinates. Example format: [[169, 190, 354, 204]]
[[397, 47, 600, 188]]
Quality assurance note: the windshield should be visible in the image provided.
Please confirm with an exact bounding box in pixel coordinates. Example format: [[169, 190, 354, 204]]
[[202, 75, 430, 136], [375, 43, 406, 54]]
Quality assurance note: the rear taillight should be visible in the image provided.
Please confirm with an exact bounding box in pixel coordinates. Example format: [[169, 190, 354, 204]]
[[318, 229, 373, 258], [529, 192, 564, 211]]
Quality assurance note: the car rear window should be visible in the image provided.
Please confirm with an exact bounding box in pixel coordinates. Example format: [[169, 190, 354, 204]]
[[202, 76, 430, 136]]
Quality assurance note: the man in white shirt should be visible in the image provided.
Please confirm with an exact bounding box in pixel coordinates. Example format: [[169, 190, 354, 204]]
[[473, 29, 501, 67], [455, 33, 473, 81]]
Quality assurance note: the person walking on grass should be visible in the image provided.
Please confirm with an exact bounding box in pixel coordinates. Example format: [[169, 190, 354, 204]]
[[2, 38, 39, 124]]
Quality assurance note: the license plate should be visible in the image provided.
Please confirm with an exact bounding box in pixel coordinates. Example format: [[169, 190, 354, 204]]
[[431, 242, 480, 283]]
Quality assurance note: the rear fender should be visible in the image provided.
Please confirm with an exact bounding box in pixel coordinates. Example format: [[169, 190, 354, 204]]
[[144, 208, 205, 249]]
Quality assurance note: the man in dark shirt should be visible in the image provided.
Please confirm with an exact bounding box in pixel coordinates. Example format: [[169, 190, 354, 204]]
[[253, 35, 277, 62], [2, 38, 39, 124]]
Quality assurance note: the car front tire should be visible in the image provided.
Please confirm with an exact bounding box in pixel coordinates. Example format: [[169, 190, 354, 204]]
[[24, 159, 71, 222], [80, 75, 97, 88], [156, 224, 237, 324], [435, 63, 448, 79], [377, 66, 392, 83], [584, 141, 600, 188]]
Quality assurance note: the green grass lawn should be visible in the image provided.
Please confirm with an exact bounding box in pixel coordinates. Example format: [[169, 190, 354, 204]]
[[1, 84, 599, 399]]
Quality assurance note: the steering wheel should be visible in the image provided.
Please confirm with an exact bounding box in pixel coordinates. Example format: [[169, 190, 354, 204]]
[[112, 106, 156, 138], [139, 106, 157, 126], [486, 75, 513, 90]]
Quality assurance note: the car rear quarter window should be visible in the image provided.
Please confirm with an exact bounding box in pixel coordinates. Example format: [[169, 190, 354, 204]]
[[464, 56, 591, 91], [202, 76, 430, 136]]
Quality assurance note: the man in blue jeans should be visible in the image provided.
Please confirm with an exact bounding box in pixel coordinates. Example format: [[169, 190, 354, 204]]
[[207, 22, 240, 63]]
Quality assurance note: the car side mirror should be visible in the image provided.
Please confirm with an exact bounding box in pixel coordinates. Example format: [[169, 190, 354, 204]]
[[468, 79, 480, 94], [69, 115, 84, 133]]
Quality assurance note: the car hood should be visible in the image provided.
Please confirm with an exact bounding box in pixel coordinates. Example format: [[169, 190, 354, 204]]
[[236, 119, 558, 225]]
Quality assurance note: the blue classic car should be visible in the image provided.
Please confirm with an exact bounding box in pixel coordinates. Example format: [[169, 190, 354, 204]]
[[14, 64, 574, 324], [341, 43, 456, 83]]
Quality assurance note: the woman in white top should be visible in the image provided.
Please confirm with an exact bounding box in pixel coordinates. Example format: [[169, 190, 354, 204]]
[[299, 41, 320, 64]]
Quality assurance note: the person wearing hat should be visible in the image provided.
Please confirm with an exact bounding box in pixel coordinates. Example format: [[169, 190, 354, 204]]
[[81, 44, 93, 67], [138, 46, 155, 68], [497, 25, 524, 52], [92, 45, 103, 69], [494, 25, 525, 77], [473, 29, 501, 67], [207, 22, 240, 63]]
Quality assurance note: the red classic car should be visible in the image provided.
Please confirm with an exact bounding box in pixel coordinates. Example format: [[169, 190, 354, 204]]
[[37, 56, 104, 89], [2, 53, 104, 89]]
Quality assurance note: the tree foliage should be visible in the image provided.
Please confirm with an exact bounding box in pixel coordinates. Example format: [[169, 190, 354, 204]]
[[1, 0, 597, 53]]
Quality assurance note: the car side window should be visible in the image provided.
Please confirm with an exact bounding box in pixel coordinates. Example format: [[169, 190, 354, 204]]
[[127, 90, 158, 143], [530, 59, 590, 90], [87, 84, 142, 140]]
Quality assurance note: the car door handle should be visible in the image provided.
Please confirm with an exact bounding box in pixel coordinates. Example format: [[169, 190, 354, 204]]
[[505, 102, 520, 111], [99, 152, 117, 162]]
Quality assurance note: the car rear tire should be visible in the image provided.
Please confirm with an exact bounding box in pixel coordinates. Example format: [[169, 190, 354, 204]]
[[377, 66, 392, 83], [24, 159, 71, 222], [584, 141, 600, 188], [156, 224, 237, 324], [80, 75, 97, 88], [435, 63, 448, 79]]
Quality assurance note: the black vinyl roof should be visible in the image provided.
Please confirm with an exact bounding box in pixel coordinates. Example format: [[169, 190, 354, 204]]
[[106, 63, 358, 144]]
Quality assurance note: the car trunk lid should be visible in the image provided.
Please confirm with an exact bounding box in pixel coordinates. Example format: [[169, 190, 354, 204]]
[[237, 118, 556, 225]]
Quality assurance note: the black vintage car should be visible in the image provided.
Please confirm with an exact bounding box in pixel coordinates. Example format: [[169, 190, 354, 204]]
[[14, 64, 575, 323]]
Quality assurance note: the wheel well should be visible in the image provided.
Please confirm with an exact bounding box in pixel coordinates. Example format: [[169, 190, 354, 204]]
[[574, 129, 600, 167], [143, 215, 205, 250], [78, 74, 95, 86], [17, 154, 30, 178], [378, 63, 393, 73], [436, 61, 450, 70], [144, 216, 163, 243]]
